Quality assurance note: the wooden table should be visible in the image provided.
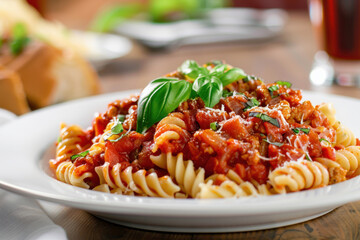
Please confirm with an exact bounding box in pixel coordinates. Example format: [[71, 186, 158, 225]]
[[41, 11, 360, 239]]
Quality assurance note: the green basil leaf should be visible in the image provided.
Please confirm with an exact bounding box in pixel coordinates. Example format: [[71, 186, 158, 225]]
[[178, 60, 208, 80], [305, 152, 312, 161], [111, 120, 124, 135], [210, 64, 228, 78], [292, 128, 310, 134], [249, 112, 280, 128], [276, 81, 292, 88], [193, 75, 223, 107], [242, 75, 257, 83], [70, 150, 89, 161], [210, 122, 219, 131], [136, 77, 192, 134], [268, 85, 279, 98], [220, 68, 246, 86], [244, 98, 260, 112], [263, 138, 283, 147]]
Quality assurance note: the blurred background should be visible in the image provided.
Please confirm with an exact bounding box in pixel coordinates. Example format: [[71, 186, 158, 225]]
[[2, 0, 360, 116]]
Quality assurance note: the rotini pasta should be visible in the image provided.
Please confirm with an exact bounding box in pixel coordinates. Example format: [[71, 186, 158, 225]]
[[152, 112, 189, 153], [335, 125, 356, 147], [94, 162, 181, 198], [56, 123, 87, 163], [318, 103, 356, 147], [269, 160, 329, 194], [49, 60, 360, 199], [150, 152, 205, 198], [316, 146, 360, 178], [56, 161, 92, 189]]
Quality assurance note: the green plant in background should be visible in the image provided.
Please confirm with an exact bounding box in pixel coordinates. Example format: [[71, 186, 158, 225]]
[[91, 0, 229, 32]]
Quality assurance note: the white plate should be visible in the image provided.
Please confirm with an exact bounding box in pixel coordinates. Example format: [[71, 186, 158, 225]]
[[0, 108, 16, 125], [71, 31, 132, 70], [0, 90, 360, 233]]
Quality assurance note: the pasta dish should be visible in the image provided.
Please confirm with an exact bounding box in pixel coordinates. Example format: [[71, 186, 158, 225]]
[[49, 60, 360, 198]]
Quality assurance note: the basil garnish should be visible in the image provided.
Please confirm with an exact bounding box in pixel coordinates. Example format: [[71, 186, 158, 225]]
[[305, 152, 312, 161], [210, 122, 219, 131], [104, 115, 126, 141], [178, 60, 207, 80], [276, 81, 292, 88], [192, 75, 223, 107], [137, 60, 251, 134], [244, 98, 260, 112], [71, 150, 89, 161], [249, 112, 280, 128], [179, 60, 246, 87], [220, 68, 246, 86], [292, 128, 310, 134], [222, 89, 233, 98], [263, 138, 283, 147], [268, 85, 279, 98], [319, 138, 330, 144], [136, 77, 192, 134]]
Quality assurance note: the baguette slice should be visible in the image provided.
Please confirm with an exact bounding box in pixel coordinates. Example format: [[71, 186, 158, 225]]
[[0, 66, 30, 115], [5, 41, 100, 109]]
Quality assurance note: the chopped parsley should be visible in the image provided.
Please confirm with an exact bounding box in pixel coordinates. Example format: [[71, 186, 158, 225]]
[[244, 98, 260, 112], [222, 89, 233, 98], [319, 138, 330, 144], [210, 122, 220, 131], [70, 150, 89, 161], [263, 138, 283, 147], [104, 115, 126, 142], [292, 128, 310, 134], [57, 137, 62, 143], [268, 85, 279, 98], [305, 152, 312, 161], [276, 81, 292, 88], [249, 112, 280, 128]]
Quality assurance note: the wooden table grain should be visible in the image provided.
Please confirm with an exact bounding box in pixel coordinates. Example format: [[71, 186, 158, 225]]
[[41, 11, 360, 240]]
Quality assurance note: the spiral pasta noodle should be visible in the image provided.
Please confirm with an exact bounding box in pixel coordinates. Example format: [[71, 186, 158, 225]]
[[150, 152, 205, 198], [318, 103, 356, 147], [335, 125, 356, 147], [316, 146, 360, 178], [268, 160, 329, 194], [56, 123, 87, 163], [56, 161, 92, 189], [94, 162, 181, 198], [198, 177, 272, 199], [318, 103, 339, 129], [152, 112, 188, 153]]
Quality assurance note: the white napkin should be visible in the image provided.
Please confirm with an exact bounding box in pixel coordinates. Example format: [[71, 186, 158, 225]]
[[0, 110, 67, 240], [0, 190, 67, 240]]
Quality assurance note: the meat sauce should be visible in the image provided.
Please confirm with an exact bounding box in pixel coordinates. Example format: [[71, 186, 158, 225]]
[[62, 74, 343, 187]]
